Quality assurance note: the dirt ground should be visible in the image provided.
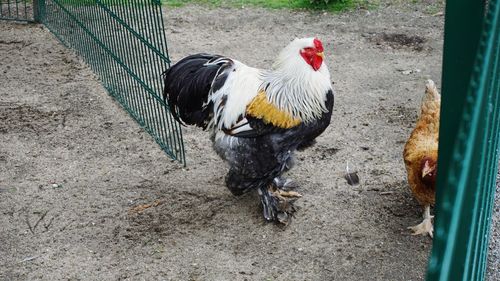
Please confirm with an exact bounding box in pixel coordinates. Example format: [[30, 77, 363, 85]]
[[0, 1, 498, 280]]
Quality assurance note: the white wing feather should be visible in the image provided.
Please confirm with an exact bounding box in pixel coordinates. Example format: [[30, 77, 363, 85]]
[[209, 60, 263, 130]]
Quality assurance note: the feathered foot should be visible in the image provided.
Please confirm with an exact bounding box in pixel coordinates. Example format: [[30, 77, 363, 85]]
[[408, 205, 434, 238], [259, 184, 302, 224], [273, 176, 299, 191]]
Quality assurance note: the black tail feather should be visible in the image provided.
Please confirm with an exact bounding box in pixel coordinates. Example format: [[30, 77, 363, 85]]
[[162, 54, 231, 129]]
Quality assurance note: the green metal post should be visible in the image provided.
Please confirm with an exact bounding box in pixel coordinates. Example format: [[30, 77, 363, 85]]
[[436, 2, 484, 184], [33, 0, 46, 23], [427, 0, 500, 279]]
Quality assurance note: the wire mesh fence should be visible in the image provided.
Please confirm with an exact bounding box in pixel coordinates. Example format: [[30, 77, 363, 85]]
[[0, 0, 33, 21], [37, 0, 186, 164], [427, 0, 500, 280]]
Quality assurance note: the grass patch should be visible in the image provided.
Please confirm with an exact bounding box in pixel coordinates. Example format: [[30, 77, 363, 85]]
[[162, 0, 375, 12]]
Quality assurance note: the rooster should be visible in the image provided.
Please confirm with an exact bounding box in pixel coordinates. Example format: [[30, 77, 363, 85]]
[[403, 80, 440, 237], [163, 38, 334, 223]]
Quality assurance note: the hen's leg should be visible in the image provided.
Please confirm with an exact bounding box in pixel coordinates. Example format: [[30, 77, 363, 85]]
[[259, 184, 302, 224], [408, 205, 434, 238]]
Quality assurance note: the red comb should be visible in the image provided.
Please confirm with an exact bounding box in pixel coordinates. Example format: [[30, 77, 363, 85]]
[[313, 38, 324, 52]]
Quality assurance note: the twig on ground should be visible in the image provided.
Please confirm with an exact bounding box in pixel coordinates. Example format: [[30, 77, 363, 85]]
[[129, 200, 162, 214], [380, 191, 395, 195]]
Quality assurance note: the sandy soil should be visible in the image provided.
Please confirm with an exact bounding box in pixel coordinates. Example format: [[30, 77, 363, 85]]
[[0, 1, 497, 280]]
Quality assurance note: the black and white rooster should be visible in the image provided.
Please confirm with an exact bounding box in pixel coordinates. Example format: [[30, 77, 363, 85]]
[[163, 38, 334, 223]]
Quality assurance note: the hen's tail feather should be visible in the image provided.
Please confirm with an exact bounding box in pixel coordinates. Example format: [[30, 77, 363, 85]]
[[162, 54, 231, 128], [420, 79, 441, 117], [424, 79, 441, 102]]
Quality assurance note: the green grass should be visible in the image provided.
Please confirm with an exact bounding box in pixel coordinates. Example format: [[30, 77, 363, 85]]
[[162, 0, 375, 12]]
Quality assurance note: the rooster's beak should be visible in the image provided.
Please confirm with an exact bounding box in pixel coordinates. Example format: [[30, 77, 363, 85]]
[[317, 52, 325, 59]]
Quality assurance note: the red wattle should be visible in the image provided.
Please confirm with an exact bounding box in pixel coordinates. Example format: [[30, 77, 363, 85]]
[[312, 55, 323, 71], [300, 45, 324, 71]]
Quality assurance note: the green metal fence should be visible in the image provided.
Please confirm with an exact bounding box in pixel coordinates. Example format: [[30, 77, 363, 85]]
[[30, 0, 186, 164], [427, 0, 500, 280], [0, 0, 33, 21]]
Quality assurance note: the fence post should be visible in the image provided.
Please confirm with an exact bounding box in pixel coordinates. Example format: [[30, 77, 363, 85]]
[[33, 0, 45, 23], [426, 0, 500, 280]]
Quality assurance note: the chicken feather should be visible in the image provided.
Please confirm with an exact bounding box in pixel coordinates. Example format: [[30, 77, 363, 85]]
[[403, 80, 440, 237]]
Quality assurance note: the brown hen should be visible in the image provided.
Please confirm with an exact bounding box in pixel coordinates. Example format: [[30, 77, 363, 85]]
[[403, 80, 440, 238]]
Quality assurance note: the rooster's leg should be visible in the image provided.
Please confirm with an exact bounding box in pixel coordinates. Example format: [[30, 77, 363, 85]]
[[273, 176, 299, 191], [259, 184, 301, 224], [408, 205, 434, 238]]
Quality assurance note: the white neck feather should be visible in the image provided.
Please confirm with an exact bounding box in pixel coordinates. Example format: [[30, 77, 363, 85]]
[[262, 50, 332, 122]]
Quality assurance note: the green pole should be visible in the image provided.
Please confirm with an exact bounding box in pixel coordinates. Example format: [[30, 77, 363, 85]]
[[33, 0, 45, 23], [426, 0, 497, 280], [427, 0, 484, 279]]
